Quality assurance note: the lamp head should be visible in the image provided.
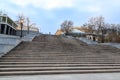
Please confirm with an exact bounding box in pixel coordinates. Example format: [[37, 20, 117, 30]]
[[20, 19, 24, 23]]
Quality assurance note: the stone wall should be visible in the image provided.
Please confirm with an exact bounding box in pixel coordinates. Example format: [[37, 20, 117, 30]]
[[0, 34, 21, 57], [16, 30, 39, 37]]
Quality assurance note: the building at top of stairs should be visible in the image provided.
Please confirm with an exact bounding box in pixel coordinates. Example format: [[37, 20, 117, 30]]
[[0, 12, 39, 37]]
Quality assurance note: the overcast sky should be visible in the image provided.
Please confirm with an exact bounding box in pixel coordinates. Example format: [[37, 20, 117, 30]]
[[0, 0, 120, 34]]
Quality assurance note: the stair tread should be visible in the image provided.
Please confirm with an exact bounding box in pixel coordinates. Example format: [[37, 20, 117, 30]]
[[1, 64, 120, 66], [1, 66, 120, 70], [0, 69, 120, 75]]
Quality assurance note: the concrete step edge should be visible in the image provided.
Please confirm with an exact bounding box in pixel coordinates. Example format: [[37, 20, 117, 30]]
[[0, 69, 120, 76], [1, 64, 120, 67], [2, 57, 114, 58], [1, 66, 120, 71], [0, 62, 120, 64]]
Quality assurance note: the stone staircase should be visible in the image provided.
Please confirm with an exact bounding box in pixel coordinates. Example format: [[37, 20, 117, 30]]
[[0, 34, 120, 76]]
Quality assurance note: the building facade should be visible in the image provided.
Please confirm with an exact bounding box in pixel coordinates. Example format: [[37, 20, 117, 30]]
[[0, 14, 17, 35]]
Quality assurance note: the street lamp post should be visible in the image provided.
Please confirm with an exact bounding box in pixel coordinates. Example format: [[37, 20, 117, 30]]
[[20, 19, 24, 38]]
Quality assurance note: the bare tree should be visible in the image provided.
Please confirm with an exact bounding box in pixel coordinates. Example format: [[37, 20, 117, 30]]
[[61, 20, 73, 35], [84, 16, 120, 43], [86, 16, 105, 42], [87, 17, 96, 33], [116, 24, 120, 36], [95, 16, 105, 43], [26, 17, 37, 34], [110, 24, 119, 42], [81, 23, 93, 33], [26, 17, 30, 34], [17, 14, 37, 33]]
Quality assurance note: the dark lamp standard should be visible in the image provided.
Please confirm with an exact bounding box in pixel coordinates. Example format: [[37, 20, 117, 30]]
[[20, 19, 24, 38]]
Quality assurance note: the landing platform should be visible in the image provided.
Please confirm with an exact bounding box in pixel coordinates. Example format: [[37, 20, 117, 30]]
[[0, 73, 120, 80]]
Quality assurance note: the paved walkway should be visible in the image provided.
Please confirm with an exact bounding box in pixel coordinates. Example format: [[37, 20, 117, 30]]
[[101, 43, 120, 49], [79, 37, 98, 44], [79, 37, 120, 49], [0, 73, 120, 80]]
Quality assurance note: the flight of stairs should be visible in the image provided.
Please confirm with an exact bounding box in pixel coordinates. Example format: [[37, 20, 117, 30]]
[[0, 34, 120, 76]]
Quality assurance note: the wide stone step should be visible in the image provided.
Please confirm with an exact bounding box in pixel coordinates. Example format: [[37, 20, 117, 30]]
[[0, 58, 116, 62], [1, 56, 111, 59], [3, 55, 117, 59], [1, 66, 120, 72], [4, 53, 76, 56], [0, 58, 115, 62], [0, 56, 115, 59], [0, 62, 120, 64], [1, 69, 120, 76], [3, 53, 114, 57], [1, 64, 120, 68]]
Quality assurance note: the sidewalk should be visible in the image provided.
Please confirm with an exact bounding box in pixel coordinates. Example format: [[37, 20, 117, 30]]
[[100, 43, 120, 49], [0, 73, 120, 80], [79, 37, 98, 44], [79, 37, 120, 49]]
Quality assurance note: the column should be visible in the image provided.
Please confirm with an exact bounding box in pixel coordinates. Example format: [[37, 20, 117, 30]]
[[6, 16, 8, 23], [11, 29, 13, 35], [12, 23, 14, 27], [0, 17, 2, 33], [0, 17, 2, 22], [8, 27, 11, 35], [0, 24, 1, 33], [4, 24, 7, 34], [10, 28, 12, 35], [14, 30, 16, 35]]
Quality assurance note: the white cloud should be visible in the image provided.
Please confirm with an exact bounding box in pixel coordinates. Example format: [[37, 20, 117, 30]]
[[11, 0, 74, 10], [86, 5, 102, 13]]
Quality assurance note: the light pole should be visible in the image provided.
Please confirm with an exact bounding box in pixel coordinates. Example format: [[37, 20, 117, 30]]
[[20, 19, 24, 38]]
